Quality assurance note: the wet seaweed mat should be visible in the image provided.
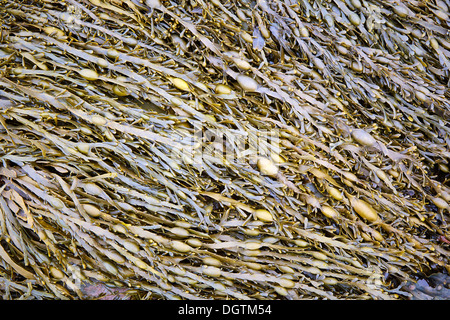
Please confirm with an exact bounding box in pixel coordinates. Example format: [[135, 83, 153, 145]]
[[0, 0, 449, 300]]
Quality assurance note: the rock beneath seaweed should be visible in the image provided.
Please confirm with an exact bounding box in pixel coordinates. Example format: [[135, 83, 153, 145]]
[[403, 273, 450, 300], [80, 281, 131, 300]]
